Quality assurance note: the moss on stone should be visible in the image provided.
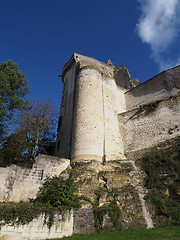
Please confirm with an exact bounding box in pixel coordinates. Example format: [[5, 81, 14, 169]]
[[139, 137, 180, 226]]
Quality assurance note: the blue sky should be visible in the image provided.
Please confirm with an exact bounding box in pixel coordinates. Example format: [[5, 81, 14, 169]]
[[0, 0, 180, 111]]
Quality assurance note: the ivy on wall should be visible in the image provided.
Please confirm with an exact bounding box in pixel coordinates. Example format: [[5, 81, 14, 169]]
[[0, 176, 80, 229]]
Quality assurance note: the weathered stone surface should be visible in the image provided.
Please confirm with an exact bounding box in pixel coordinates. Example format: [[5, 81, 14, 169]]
[[73, 208, 95, 234], [119, 95, 180, 157], [114, 65, 132, 89], [0, 210, 73, 240], [56, 53, 180, 166], [125, 65, 180, 110], [106, 58, 115, 68], [0, 154, 70, 202], [71, 160, 151, 230]]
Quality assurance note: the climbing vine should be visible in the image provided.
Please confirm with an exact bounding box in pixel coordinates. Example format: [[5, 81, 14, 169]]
[[81, 187, 122, 232], [0, 176, 80, 229]]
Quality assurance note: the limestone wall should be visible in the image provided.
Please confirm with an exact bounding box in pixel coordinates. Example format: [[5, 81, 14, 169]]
[[70, 66, 128, 163], [102, 75, 126, 160], [74, 53, 114, 77], [57, 53, 145, 163], [119, 95, 180, 155], [125, 65, 180, 110], [55, 64, 76, 159], [71, 68, 104, 162], [0, 210, 73, 240], [0, 154, 70, 202]]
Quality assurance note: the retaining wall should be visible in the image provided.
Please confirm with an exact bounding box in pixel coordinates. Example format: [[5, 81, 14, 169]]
[[0, 154, 70, 202], [0, 210, 73, 240]]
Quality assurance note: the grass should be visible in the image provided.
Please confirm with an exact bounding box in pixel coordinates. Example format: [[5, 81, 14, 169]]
[[46, 226, 180, 240]]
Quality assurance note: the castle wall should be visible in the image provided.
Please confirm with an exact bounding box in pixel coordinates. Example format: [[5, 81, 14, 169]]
[[0, 155, 70, 202], [55, 64, 76, 159], [70, 66, 128, 163], [71, 68, 104, 162], [119, 95, 180, 156], [125, 65, 180, 110], [102, 75, 126, 160], [56, 55, 180, 163], [56, 54, 134, 163], [0, 210, 73, 240]]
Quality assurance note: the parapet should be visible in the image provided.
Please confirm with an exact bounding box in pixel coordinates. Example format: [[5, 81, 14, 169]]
[[62, 53, 140, 90], [125, 65, 180, 110], [62, 53, 115, 81]]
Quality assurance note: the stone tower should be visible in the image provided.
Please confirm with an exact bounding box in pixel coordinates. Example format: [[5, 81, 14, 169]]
[[55, 53, 140, 164]]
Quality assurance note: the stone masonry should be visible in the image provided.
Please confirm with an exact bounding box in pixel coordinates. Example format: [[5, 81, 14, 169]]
[[55, 53, 180, 162], [0, 154, 70, 202]]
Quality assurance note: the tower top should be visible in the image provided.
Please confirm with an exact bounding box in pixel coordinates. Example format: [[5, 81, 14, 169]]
[[106, 58, 115, 68], [62, 53, 115, 81]]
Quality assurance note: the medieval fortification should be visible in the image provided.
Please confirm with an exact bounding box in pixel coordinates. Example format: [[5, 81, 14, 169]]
[[0, 53, 180, 240], [55, 53, 180, 162]]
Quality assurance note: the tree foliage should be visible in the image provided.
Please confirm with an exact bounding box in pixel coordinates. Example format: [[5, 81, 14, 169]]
[[0, 60, 30, 141], [0, 133, 28, 166], [14, 99, 57, 158], [0, 99, 57, 166]]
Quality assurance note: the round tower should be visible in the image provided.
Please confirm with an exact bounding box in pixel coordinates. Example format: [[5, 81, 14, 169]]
[[71, 67, 104, 163]]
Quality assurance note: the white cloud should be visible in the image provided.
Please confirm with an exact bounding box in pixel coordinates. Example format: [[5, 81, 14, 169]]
[[136, 0, 180, 70], [157, 55, 180, 71]]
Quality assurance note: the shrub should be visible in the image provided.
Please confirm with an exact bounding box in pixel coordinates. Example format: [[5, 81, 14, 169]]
[[36, 176, 80, 209]]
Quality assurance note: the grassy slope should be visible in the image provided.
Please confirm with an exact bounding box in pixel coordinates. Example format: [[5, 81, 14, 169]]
[[47, 227, 180, 240]]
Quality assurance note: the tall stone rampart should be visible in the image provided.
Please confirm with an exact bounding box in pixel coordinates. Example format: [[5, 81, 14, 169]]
[[101, 73, 127, 161], [55, 63, 77, 159]]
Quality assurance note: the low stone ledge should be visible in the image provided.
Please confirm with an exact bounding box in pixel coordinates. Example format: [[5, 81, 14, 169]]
[[0, 210, 73, 240]]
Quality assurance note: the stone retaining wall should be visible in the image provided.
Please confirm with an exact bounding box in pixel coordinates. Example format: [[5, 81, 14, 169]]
[[0, 154, 70, 202], [0, 210, 73, 240]]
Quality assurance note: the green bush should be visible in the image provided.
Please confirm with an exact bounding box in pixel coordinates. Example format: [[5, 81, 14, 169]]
[[36, 176, 80, 209], [149, 192, 180, 225]]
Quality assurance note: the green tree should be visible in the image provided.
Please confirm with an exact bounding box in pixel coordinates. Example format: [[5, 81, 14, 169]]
[[0, 60, 30, 142], [14, 99, 57, 159], [0, 133, 29, 166], [0, 99, 57, 166]]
